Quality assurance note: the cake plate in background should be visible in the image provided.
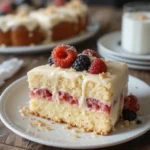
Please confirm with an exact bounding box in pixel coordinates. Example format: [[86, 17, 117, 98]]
[[0, 19, 100, 54]]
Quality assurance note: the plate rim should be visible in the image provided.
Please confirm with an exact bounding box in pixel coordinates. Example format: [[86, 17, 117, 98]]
[[99, 50, 150, 70], [97, 31, 150, 61], [0, 18, 100, 54], [0, 76, 150, 149], [99, 49, 150, 66]]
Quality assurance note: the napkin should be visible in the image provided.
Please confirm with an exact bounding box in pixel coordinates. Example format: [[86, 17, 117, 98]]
[[0, 58, 24, 87]]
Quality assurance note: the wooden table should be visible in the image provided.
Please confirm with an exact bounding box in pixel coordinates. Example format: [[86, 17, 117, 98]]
[[0, 6, 150, 150]]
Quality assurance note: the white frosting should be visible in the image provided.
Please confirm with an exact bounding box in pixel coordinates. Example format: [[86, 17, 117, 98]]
[[28, 60, 128, 105], [110, 87, 127, 127], [66, 0, 88, 18], [0, 15, 13, 32], [122, 12, 150, 54], [30, 7, 78, 30], [0, 15, 39, 32]]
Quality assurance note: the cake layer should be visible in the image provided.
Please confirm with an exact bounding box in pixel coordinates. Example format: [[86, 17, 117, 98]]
[[30, 97, 112, 135], [28, 60, 128, 105]]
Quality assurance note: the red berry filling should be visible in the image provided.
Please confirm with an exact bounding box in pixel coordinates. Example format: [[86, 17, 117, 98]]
[[30, 88, 112, 114], [30, 88, 52, 101], [58, 91, 78, 105], [87, 98, 111, 115]]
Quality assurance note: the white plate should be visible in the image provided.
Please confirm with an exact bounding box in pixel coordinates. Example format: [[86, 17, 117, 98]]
[[100, 51, 150, 70], [0, 19, 99, 54], [97, 31, 150, 61], [99, 48, 150, 66], [0, 76, 150, 149]]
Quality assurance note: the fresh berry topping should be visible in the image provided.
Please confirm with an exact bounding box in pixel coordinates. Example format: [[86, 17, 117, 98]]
[[88, 58, 107, 74], [0, 2, 13, 14], [48, 56, 54, 66], [52, 45, 77, 68], [10, 2, 17, 10], [54, 0, 66, 7], [82, 49, 99, 58], [124, 95, 140, 112], [122, 109, 137, 121], [136, 120, 142, 125], [15, 0, 33, 6], [72, 55, 91, 71]]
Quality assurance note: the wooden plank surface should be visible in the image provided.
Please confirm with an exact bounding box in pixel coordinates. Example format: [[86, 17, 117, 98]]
[[0, 6, 149, 150]]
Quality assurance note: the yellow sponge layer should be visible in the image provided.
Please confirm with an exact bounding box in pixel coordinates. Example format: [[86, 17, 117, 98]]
[[30, 98, 112, 135]]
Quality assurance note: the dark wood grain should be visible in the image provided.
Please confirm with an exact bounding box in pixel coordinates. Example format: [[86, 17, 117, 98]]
[[0, 6, 149, 150]]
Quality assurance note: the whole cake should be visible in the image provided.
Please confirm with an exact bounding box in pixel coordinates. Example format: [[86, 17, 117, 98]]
[[0, 13, 44, 46], [0, 0, 88, 46], [27, 45, 128, 135]]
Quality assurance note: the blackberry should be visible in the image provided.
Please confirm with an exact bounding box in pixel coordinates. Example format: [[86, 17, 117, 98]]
[[10, 2, 17, 10], [15, 0, 33, 6], [136, 120, 142, 125], [48, 56, 54, 66], [123, 109, 137, 121], [72, 55, 91, 71]]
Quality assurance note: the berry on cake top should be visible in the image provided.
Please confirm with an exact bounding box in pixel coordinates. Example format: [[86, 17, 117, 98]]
[[49, 44, 107, 74]]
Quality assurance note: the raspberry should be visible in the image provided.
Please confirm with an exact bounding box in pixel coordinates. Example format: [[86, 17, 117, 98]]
[[88, 58, 107, 74], [122, 109, 137, 121], [54, 0, 66, 6], [48, 56, 54, 66], [0, 2, 13, 14], [72, 55, 91, 71], [82, 49, 99, 58], [52, 45, 77, 68], [124, 95, 140, 112]]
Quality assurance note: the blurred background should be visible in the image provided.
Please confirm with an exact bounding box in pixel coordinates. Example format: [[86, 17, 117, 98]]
[[1, 0, 150, 8]]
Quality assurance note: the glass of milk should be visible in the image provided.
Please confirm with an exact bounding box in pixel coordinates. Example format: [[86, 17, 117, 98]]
[[121, 2, 150, 55]]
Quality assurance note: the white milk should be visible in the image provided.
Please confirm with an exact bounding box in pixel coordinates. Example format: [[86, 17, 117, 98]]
[[121, 12, 150, 54]]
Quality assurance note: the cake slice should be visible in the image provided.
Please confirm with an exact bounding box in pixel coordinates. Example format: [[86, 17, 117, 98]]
[[27, 45, 128, 135]]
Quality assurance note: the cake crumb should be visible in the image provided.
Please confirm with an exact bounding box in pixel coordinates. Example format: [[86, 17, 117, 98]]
[[123, 120, 130, 127], [51, 121, 55, 124], [46, 126, 51, 131], [73, 134, 80, 139], [73, 129, 80, 133], [99, 72, 108, 79], [120, 124, 124, 128], [136, 14, 147, 20], [19, 106, 30, 117], [130, 121, 136, 125], [79, 128, 86, 133], [93, 131, 99, 135], [65, 124, 72, 130]]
